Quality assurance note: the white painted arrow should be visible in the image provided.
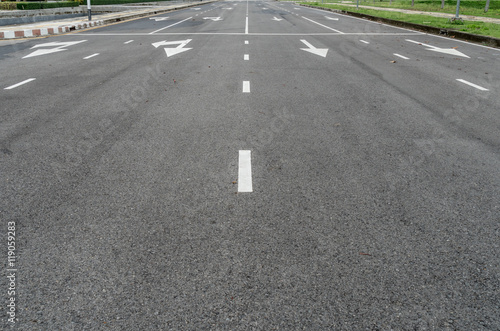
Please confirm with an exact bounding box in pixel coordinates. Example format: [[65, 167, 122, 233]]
[[192, 8, 201, 10], [300, 39, 328, 58], [406, 39, 470, 58], [23, 40, 86, 59], [150, 17, 169, 21], [272, 16, 283, 21], [203, 17, 223, 21], [152, 39, 192, 57], [325, 16, 339, 20]]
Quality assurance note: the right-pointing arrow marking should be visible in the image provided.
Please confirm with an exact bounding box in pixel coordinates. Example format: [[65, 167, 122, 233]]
[[406, 39, 470, 58], [300, 39, 328, 58]]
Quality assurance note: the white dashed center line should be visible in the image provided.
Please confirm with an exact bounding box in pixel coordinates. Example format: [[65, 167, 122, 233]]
[[393, 53, 410, 60], [4, 78, 36, 90], [360, 40, 370, 44], [83, 53, 99, 60], [238, 150, 253, 193], [456, 79, 489, 91], [124, 40, 134, 44], [243, 81, 250, 93], [244, 54, 249, 60]]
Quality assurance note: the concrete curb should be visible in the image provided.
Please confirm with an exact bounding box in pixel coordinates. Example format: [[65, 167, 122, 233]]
[[0, 1, 218, 40], [300, 4, 500, 48]]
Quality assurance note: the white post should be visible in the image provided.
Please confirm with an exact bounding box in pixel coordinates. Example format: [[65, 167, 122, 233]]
[[87, 0, 91, 21]]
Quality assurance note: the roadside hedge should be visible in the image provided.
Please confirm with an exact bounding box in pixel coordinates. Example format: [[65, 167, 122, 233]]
[[0, 1, 80, 10]]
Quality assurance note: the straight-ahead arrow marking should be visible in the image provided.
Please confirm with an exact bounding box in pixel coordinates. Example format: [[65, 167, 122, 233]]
[[406, 39, 470, 58], [300, 39, 328, 58]]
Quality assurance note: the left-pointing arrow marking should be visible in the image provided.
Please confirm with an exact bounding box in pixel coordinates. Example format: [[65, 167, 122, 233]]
[[23, 40, 87, 59], [300, 39, 328, 58], [152, 39, 192, 57]]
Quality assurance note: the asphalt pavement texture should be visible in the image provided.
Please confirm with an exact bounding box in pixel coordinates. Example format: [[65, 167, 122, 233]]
[[1, 0, 499, 329]]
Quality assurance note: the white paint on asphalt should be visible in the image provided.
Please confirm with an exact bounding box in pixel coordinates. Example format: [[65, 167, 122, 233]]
[[245, 17, 249, 34], [149, 17, 170, 21], [124, 40, 134, 44], [325, 16, 339, 20], [149, 16, 193, 34], [272, 17, 283, 21], [302, 16, 344, 34], [244, 54, 249, 60], [152, 39, 192, 57], [238, 150, 253, 193], [79, 32, 421, 36], [243, 81, 250, 93], [245, 40, 249, 44], [456, 79, 489, 91], [4, 78, 36, 90], [300, 39, 328, 57], [406, 39, 470, 58], [23, 40, 87, 59], [204, 17, 223, 21], [360, 40, 370, 44], [83, 53, 99, 59], [393, 53, 410, 60]]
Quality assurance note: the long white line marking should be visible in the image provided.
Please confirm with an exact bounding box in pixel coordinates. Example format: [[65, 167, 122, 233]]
[[149, 16, 193, 34], [124, 40, 134, 44], [456, 79, 489, 91], [245, 17, 249, 34], [360, 40, 369, 44], [243, 81, 250, 93], [79, 32, 421, 36], [4, 78, 36, 90], [244, 54, 249, 60], [393, 53, 410, 60], [83, 53, 99, 59], [302, 16, 344, 34], [238, 150, 252, 192]]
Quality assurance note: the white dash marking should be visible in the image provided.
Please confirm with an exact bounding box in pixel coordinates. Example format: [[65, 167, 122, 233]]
[[243, 81, 250, 93], [83, 53, 99, 59], [245, 16, 249, 34], [393, 53, 410, 60], [238, 150, 253, 192], [360, 40, 369, 44], [244, 54, 249, 60], [124, 40, 134, 44], [456, 79, 489, 91], [4, 78, 36, 90], [245, 40, 249, 44]]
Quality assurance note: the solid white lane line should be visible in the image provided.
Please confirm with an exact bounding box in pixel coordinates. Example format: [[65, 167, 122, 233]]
[[244, 54, 249, 60], [245, 40, 249, 44], [124, 40, 134, 44], [245, 17, 249, 34], [360, 40, 369, 44], [149, 16, 193, 34], [243, 81, 250, 93], [4, 78, 36, 90], [83, 53, 99, 59], [393, 53, 410, 60], [302, 16, 344, 34], [238, 150, 253, 192], [456, 79, 489, 91]]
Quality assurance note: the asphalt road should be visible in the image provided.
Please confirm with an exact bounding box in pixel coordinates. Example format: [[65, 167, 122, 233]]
[[1, 0, 499, 329]]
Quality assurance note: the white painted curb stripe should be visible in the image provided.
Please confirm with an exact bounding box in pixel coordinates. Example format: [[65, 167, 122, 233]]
[[243, 81, 250, 93], [238, 150, 252, 192], [83, 53, 100, 59], [4, 78, 36, 90], [393, 53, 410, 60], [244, 54, 249, 60], [456, 79, 489, 91]]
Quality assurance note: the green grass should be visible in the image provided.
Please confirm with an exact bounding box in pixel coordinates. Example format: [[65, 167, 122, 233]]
[[303, 3, 500, 38], [310, 0, 500, 19]]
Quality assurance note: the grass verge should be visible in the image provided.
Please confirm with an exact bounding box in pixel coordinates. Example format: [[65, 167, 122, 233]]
[[303, 2, 500, 38]]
